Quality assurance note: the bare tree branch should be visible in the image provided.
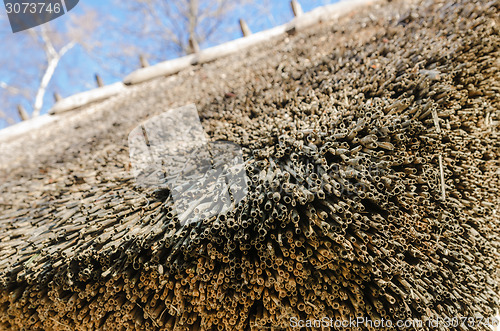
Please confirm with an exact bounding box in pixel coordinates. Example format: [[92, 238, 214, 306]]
[[0, 9, 98, 122], [118, 0, 252, 58], [39, 26, 57, 58], [32, 40, 76, 117], [0, 82, 23, 95]]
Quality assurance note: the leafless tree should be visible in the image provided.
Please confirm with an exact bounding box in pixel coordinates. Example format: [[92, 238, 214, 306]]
[[28, 27, 76, 117], [105, 0, 337, 73], [0, 9, 98, 122], [116, 0, 252, 61]]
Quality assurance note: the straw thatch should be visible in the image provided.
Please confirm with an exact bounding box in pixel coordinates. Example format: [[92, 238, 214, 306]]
[[0, 0, 498, 330]]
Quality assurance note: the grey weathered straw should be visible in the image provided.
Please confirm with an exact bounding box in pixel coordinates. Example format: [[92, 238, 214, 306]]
[[0, 0, 498, 329]]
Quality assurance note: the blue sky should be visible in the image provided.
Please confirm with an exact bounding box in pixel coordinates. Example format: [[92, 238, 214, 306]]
[[0, 0, 338, 129]]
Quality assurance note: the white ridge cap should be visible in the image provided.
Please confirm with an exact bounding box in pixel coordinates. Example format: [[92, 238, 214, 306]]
[[49, 82, 126, 115], [0, 114, 58, 142]]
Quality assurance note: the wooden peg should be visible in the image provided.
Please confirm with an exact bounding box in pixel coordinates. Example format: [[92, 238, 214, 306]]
[[291, 0, 303, 17], [95, 74, 104, 88], [17, 105, 29, 121], [188, 37, 200, 55], [139, 55, 150, 68], [53, 92, 62, 102], [239, 19, 252, 37]]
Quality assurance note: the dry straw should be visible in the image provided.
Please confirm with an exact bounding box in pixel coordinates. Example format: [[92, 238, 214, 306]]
[[0, 0, 499, 329]]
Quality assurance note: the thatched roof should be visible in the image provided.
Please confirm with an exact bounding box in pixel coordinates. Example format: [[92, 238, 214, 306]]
[[0, 0, 499, 329]]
